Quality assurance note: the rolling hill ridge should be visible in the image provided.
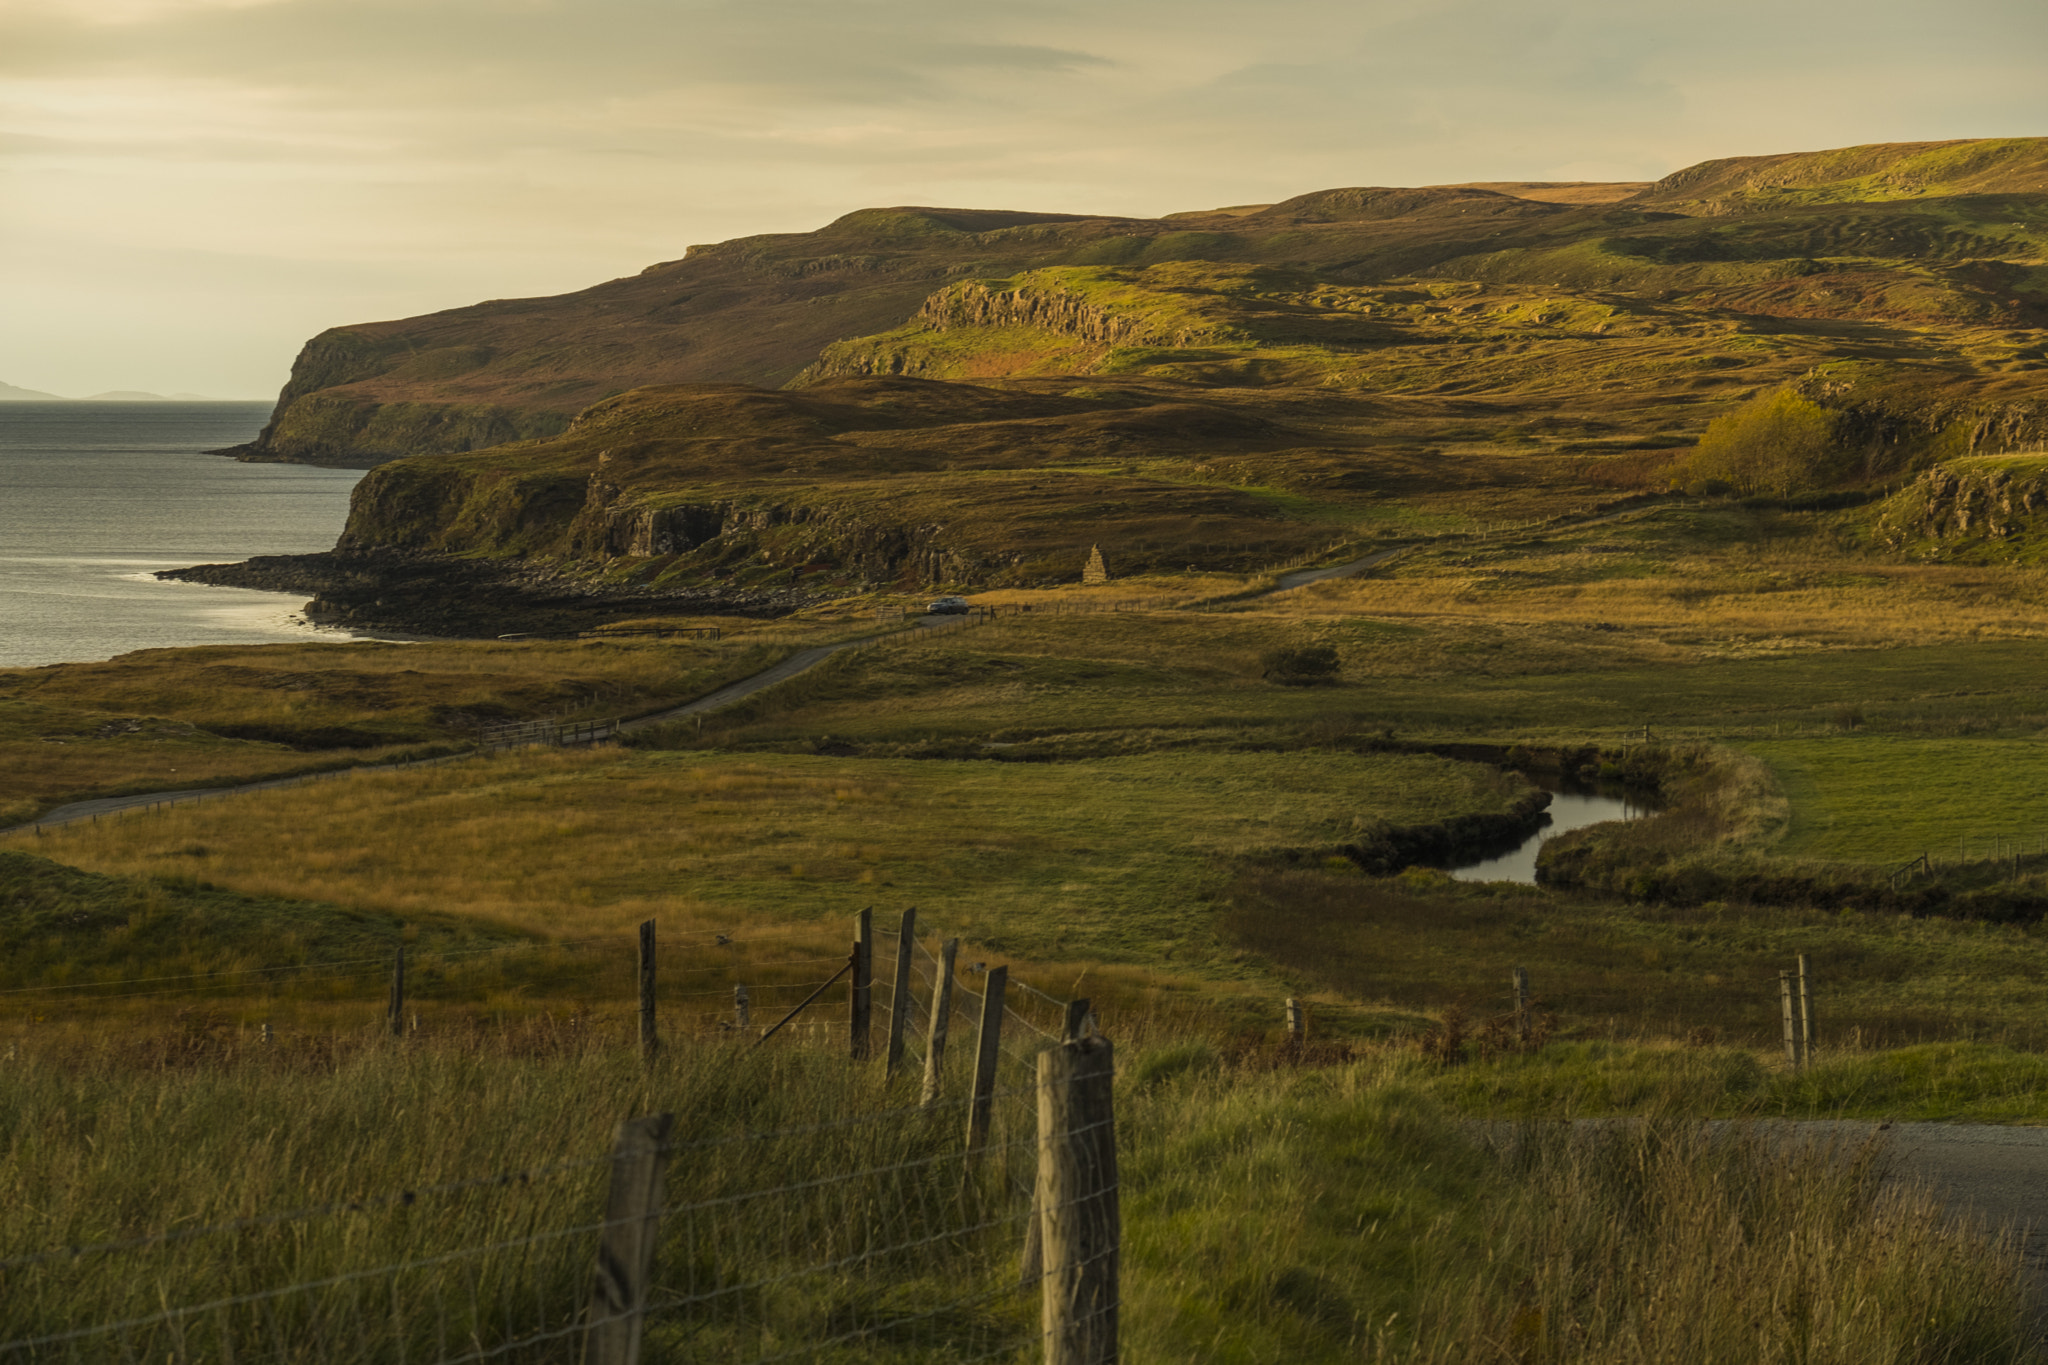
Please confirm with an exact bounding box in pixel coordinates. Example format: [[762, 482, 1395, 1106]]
[[170, 138, 2048, 630]]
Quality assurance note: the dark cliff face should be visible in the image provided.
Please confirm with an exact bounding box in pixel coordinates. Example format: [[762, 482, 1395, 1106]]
[[316, 376, 1336, 598]]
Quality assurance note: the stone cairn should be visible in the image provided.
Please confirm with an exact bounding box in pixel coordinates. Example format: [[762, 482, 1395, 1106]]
[[1082, 545, 1110, 585]]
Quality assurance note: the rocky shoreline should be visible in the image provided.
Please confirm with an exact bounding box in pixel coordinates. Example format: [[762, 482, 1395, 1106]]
[[159, 550, 827, 638]]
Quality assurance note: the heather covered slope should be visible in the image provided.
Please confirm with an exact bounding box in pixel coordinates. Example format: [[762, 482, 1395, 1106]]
[[240, 137, 2048, 467]]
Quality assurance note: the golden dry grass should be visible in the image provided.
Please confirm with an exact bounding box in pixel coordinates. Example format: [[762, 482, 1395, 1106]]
[[10, 745, 1525, 977], [1271, 543, 2048, 656], [0, 624, 873, 824]]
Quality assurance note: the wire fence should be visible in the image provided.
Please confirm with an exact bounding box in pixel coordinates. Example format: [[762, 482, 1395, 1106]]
[[0, 907, 1115, 1365]]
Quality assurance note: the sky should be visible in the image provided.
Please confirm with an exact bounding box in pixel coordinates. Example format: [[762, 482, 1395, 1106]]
[[4, 0, 2045, 400]]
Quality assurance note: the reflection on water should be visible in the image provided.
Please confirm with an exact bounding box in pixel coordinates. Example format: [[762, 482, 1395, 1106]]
[[1449, 789, 1647, 885]]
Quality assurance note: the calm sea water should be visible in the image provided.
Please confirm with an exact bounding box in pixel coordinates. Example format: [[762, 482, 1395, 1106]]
[[0, 403, 364, 668]]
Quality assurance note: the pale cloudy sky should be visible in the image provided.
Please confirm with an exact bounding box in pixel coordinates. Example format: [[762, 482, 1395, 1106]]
[[4, 0, 2044, 398]]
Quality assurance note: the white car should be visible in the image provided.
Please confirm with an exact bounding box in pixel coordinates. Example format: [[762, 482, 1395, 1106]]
[[926, 596, 971, 615]]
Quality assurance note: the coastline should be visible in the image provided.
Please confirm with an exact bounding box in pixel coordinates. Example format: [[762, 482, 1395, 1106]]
[[159, 550, 829, 638]]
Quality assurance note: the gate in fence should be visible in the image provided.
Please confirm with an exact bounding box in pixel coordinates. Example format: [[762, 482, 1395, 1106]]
[[477, 716, 623, 750]]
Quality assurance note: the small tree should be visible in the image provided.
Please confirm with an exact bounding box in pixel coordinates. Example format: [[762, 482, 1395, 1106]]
[[1684, 387, 1841, 496]]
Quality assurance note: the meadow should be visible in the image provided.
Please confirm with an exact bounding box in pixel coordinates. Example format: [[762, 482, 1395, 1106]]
[[10, 743, 1526, 988], [1753, 738, 2048, 864], [0, 629, 821, 827], [14, 485, 2048, 1361], [0, 1030, 2037, 1364]]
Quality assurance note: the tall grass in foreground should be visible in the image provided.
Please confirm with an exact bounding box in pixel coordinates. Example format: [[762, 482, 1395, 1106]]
[[0, 1031, 1043, 1363], [1125, 1055, 2040, 1363], [0, 1032, 2036, 1363]]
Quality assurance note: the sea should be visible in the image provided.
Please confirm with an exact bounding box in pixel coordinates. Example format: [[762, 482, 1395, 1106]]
[[0, 402, 365, 669]]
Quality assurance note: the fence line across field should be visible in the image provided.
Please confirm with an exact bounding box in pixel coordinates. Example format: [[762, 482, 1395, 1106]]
[[0, 923, 1119, 1365], [0, 923, 839, 1006]]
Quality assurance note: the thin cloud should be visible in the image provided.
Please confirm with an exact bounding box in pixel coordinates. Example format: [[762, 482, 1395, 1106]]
[[2, 0, 2043, 394]]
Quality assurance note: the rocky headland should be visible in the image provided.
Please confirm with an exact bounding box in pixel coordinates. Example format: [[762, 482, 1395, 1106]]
[[160, 138, 2048, 635], [161, 550, 827, 637]]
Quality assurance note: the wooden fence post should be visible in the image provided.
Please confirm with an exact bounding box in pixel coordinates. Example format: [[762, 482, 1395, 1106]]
[[584, 1112, 674, 1365], [1284, 997, 1303, 1045], [886, 907, 918, 1076], [1024, 999, 1092, 1289], [637, 920, 657, 1062], [1796, 954, 1814, 1066], [388, 947, 405, 1037], [1512, 966, 1530, 1043], [1037, 1029, 1119, 1365], [921, 938, 959, 1108], [733, 984, 749, 1033], [966, 966, 1008, 1153], [851, 908, 873, 1061], [1779, 971, 1798, 1067]]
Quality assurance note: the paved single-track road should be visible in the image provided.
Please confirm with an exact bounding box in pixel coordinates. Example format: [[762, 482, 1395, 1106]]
[[4, 620, 952, 836]]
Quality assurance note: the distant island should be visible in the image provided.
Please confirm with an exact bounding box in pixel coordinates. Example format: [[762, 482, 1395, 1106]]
[[0, 382, 233, 401]]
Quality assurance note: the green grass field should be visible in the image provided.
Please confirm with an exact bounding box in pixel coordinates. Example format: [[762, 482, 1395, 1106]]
[[1749, 738, 2048, 863]]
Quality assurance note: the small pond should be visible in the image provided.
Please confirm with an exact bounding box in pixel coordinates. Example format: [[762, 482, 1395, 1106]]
[[1449, 782, 1651, 885]]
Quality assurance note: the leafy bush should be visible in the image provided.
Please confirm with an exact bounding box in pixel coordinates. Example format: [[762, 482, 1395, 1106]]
[[1261, 645, 1341, 686], [1683, 387, 1842, 496]]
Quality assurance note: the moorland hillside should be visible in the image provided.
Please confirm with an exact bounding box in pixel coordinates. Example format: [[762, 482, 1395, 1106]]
[[167, 137, 2048, 629], [238, 137, 2048, 466]]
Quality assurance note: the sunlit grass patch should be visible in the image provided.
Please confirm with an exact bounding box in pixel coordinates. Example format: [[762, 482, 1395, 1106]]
[[1749, 738, 2048, 864], [14, 746, 1528, 980]]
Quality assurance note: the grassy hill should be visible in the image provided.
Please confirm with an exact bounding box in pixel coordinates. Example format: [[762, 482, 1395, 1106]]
[[198, 136, 2047, 617], [240, 137, 2048, 470]]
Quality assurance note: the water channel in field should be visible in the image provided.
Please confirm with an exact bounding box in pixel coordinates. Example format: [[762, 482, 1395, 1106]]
[[1448, 781, 1651, 885]]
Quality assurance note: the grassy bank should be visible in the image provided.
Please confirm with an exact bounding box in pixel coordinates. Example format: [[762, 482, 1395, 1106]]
[[1226, 863, 2048, 1051]]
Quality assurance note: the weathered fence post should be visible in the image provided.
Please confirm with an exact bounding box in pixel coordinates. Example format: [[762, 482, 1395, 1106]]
[[1037, 1021, 1119, 1365], [584, 1112, 674, 1365], [1512, 966, 1530, 1043], [886, 907, 918, 1076], [1024, 999, 1093, 1289], [966, 965, 1008, 1154], [733, 983, 750, 1033], [1779, 970, 1798, 1067], [637, 920, 657, 1062], [921, 938, 959, 1108], [388, 947, 405, 1037], [1796, 954, 1814, 1066], [1284, 997, 1303, 1045], [851, 908, 873, 1061]]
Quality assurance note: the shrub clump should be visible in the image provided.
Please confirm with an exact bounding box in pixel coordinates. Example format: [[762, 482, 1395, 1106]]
[[1682, 386, 1842, 496], [1261, 645, 1341, 686]]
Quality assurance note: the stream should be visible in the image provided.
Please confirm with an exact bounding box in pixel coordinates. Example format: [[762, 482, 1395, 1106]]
[[1449, 782, 1649, 885]]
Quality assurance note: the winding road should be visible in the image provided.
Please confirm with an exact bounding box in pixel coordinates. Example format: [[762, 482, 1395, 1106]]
[[1811, 1121, 2048, 1302], [5, 620, 952, 835], [8, 540, 1420, 837]]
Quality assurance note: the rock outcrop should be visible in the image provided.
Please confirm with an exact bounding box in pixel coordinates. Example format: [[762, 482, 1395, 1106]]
[[1873, 463, 2048, 549], [916, 280, 1236, 349]]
